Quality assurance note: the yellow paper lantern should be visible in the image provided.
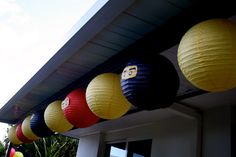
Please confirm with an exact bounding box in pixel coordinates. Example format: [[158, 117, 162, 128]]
[[22, 115, 39, 141], [44, 100, 73, 132], [178, 19, 236, 92], [13, 151, 24, 157], [86, 73, 131, 119], [8, 125, 22, 145]]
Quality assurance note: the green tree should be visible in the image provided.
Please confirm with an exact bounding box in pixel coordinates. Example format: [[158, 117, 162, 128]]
[[0, 141, 5, 157], [13, 134, 79, 157]]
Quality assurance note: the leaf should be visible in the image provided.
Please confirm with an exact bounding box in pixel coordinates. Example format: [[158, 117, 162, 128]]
[[33, 141, 42, 157]]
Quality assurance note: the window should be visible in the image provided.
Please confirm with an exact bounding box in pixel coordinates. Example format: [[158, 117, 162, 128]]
[[105, 139, 152, 157]]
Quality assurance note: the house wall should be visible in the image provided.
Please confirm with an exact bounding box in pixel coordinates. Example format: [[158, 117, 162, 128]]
[[76, 106, 233, 157], [76, 133, 104, 157], [203, 106, 231, 157], [105, 117, 198, 157], [76, 116, 198, 157], [231, 106, 236, 157]]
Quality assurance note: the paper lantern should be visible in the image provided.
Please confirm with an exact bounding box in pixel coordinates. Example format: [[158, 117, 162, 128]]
[[44, 100, 73, 132], [13, 151, 23, 157], [21, 115, 39, 140], [16, 123, 32, 143], [121, 55, 179, 110], [8, 126, 22, 145], [86, 73, 131, 119], [30, 110, 54, 137], [62, 89, 99, 128], [178, 19, 236, 92], [10, 148, 15, 157]]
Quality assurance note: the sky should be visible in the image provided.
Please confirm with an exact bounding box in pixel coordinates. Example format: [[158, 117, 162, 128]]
[[110, 146, 127, 157], [0, 0, 107, 143], [110, 146, 144, 157]]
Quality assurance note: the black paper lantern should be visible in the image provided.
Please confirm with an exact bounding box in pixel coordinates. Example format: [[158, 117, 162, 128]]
[[121, 55, 179, 110], [30, 110, 54, 137]]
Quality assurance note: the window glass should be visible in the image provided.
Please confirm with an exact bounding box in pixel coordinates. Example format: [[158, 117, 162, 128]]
[[133, 153, 144, 157], [105, 142, 127, 157], [105, 139, 152, 157], [127, 139, 152, 157], [110, 146, 127, 157]]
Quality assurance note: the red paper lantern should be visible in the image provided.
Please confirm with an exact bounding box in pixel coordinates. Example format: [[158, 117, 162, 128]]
[[62, 89, 99, 128], [16, 123, 32, 143], [10, 148, 15, 157], [8, 126, 22, 145]]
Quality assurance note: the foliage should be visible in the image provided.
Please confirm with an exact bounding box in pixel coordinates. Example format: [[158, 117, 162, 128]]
[[13, 134, 79, 157], [0, 141, 5, 157]]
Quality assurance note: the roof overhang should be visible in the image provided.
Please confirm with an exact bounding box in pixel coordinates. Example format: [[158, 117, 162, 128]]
[[0, 0, 236, 126]]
